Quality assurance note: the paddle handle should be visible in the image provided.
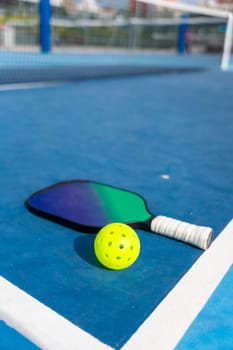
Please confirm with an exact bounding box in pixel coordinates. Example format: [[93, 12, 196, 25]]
[[150, 215, 213, 250]]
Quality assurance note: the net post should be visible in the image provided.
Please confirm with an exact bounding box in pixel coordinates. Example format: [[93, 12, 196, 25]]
[[140, 0, 231, 70], [221, 12, 233, 71], [39, 0, 51, 53], [177, 14, 189, 54]]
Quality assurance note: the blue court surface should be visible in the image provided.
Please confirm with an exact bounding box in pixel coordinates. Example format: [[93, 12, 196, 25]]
[[0, 52, 233, 349], [0, 321, 39, 350]]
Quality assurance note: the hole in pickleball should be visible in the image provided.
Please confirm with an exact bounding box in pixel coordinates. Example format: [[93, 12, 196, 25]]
[[119, 244, 124, 249]]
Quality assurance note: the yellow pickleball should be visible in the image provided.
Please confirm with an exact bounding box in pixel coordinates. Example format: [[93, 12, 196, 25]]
[[94, 223, 140, 270]]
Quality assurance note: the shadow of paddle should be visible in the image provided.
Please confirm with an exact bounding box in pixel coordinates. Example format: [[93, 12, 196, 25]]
[[73, 235, 104, 269]]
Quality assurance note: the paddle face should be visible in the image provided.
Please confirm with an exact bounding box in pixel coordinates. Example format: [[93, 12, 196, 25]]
[[26, 180, 153, 233]]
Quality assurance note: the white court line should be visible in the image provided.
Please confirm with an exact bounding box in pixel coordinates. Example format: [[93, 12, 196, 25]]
[[0, 82, 57, 91], [121, 219, 233, 350], [0, 220, 232, 350], [0, 277, 113, 350]]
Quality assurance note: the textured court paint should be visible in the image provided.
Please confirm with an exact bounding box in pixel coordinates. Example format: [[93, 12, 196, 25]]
[[0, 321, 39, 350], [0, 65, 233, 348], [175, 264, 233, 350]]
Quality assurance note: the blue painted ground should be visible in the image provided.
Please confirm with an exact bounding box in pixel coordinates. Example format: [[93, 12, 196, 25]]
[[0, 60, 233, 348], [0, 321, 39, 350], [176, 265, 233, 349]]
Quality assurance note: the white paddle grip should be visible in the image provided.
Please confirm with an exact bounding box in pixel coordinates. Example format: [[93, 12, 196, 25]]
[[150, 215, 213, 250]]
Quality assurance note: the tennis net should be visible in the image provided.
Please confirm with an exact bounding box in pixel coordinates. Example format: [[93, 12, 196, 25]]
[[0, 0, 232, 84]]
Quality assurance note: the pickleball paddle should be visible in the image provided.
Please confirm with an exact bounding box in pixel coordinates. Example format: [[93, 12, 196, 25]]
[[26, 180, 213, 249]]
